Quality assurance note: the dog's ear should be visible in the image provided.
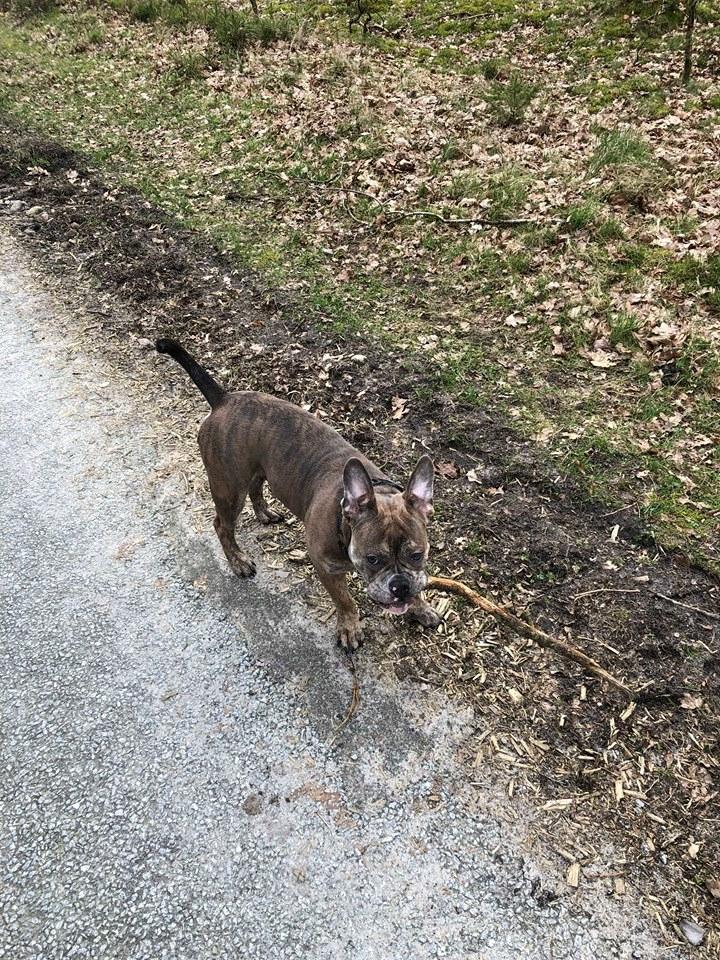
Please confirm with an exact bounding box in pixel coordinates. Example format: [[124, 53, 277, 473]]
[[342, 458, 377, 520], [404, 455, 434, 519]]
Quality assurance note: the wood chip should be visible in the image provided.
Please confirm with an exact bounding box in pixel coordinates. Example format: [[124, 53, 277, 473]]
[[566, 862, 581, 888], [619, 701, 636, 722]]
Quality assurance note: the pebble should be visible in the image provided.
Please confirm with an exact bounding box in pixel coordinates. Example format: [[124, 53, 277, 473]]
[[679, 919, 705, 946]]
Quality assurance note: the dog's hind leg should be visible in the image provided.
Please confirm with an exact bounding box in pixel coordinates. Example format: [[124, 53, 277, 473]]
[[207, 475, 256, 578], [198, 419, 256, 578], [248, 473, 285, 525]]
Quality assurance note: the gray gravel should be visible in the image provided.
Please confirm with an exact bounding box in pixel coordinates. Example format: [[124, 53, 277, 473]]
[[0, 236, 675, 960]]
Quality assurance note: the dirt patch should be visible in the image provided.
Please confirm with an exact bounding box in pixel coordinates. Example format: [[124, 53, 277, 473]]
[[1, 119, 718, 949]]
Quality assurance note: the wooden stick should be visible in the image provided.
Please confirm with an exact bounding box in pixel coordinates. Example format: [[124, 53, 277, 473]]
[[427, 576, 635, 699], [651, 591, 720, 621]]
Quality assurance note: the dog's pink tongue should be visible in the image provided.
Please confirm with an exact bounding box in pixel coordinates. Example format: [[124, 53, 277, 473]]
[[386, 601, 410, 615]]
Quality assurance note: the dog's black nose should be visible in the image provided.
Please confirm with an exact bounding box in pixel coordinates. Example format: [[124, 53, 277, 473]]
[[389, 576, 410, 602]]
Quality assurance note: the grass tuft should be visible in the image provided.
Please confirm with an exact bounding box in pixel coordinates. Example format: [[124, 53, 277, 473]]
[[110, 0, 293, 51], [566, 200, 598, 230], [485, 71, 538, 127], [168, 49, 207, 80], [589, 128, 652, 172], [1, 0, 56, 16], [668, 254, 720, 314], [674, 336, 720, 391], [608, 310, 639, 348]]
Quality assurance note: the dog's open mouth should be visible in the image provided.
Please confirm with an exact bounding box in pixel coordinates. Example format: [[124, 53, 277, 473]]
[[377, 600, 411, 615]]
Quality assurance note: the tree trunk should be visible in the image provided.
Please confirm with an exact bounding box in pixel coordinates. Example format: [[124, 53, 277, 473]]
[[683, 0, 698, 85]]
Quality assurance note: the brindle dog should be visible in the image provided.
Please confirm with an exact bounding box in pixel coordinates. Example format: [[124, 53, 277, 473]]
[[157, 338, 441, 649]]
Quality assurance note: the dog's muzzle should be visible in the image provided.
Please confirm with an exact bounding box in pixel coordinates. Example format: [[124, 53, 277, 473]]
[[375, 574, 414, 615]]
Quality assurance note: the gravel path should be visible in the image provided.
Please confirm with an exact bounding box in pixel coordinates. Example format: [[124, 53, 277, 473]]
[[0, 235, 674, 960]]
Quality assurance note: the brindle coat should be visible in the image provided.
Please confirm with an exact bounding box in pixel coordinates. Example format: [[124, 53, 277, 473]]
[[157, 338, 440, 648]]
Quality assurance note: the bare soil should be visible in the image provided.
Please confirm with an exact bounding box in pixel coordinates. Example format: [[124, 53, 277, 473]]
[[1, 119, 718, 950]]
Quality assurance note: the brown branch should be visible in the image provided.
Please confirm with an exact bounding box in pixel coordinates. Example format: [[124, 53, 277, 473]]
[[426, 575, 635, 699]]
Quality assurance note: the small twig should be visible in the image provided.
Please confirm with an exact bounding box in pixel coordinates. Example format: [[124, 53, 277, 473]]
[[571, 587, 641, 601], [427, 575, 635, 698], [441, 10, 494, 20], [330, 649, 361, 743], [385, 209, 535, 227], [651, 591, 720, 621], [341, 198, 371, 227], [598, 503, 636, 518]]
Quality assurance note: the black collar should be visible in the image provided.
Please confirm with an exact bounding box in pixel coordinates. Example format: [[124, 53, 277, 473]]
[[370, 477, 404, 492]]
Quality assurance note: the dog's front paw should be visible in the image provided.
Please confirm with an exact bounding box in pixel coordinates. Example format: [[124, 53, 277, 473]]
[[336, 618, 364, 651], [229, 552, 257, 578], [256, 506, 285, 526], [408, 598, 442, 629]]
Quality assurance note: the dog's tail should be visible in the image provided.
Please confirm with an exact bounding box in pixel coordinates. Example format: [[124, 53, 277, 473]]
[[156, 338, 226, 409]]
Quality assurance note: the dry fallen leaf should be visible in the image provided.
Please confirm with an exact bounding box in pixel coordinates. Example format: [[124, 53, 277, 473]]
[[586, 349, 618, 369], [680, 693, 703, 711], [533, 426, 554, 444], [436, 460, 459, 479], [391, 396, 409, 419]]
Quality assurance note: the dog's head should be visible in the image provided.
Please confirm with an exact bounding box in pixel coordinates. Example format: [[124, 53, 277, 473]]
[[342, 455, 434, 614]]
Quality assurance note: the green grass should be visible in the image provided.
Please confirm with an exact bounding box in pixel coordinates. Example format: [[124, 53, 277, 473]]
[[667, 254, 720, 314], [484, 70, 539, 126], [566, 200, 599, 230], [589, 128, 653, 172], [167, 49, 207, 80], [107, 0, 294, 51], [595, 217, 625, 241], [675, 336, 720, 391], [1, 0, 57, 16], [608, 310, 639, 348]]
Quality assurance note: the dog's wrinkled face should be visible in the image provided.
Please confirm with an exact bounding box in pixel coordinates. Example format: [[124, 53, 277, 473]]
[[343, 456, 434, 615]]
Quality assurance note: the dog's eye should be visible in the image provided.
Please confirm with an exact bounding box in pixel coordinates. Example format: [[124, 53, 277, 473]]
[[366, 554, 381, 567], [410, 551, 424, 563]]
